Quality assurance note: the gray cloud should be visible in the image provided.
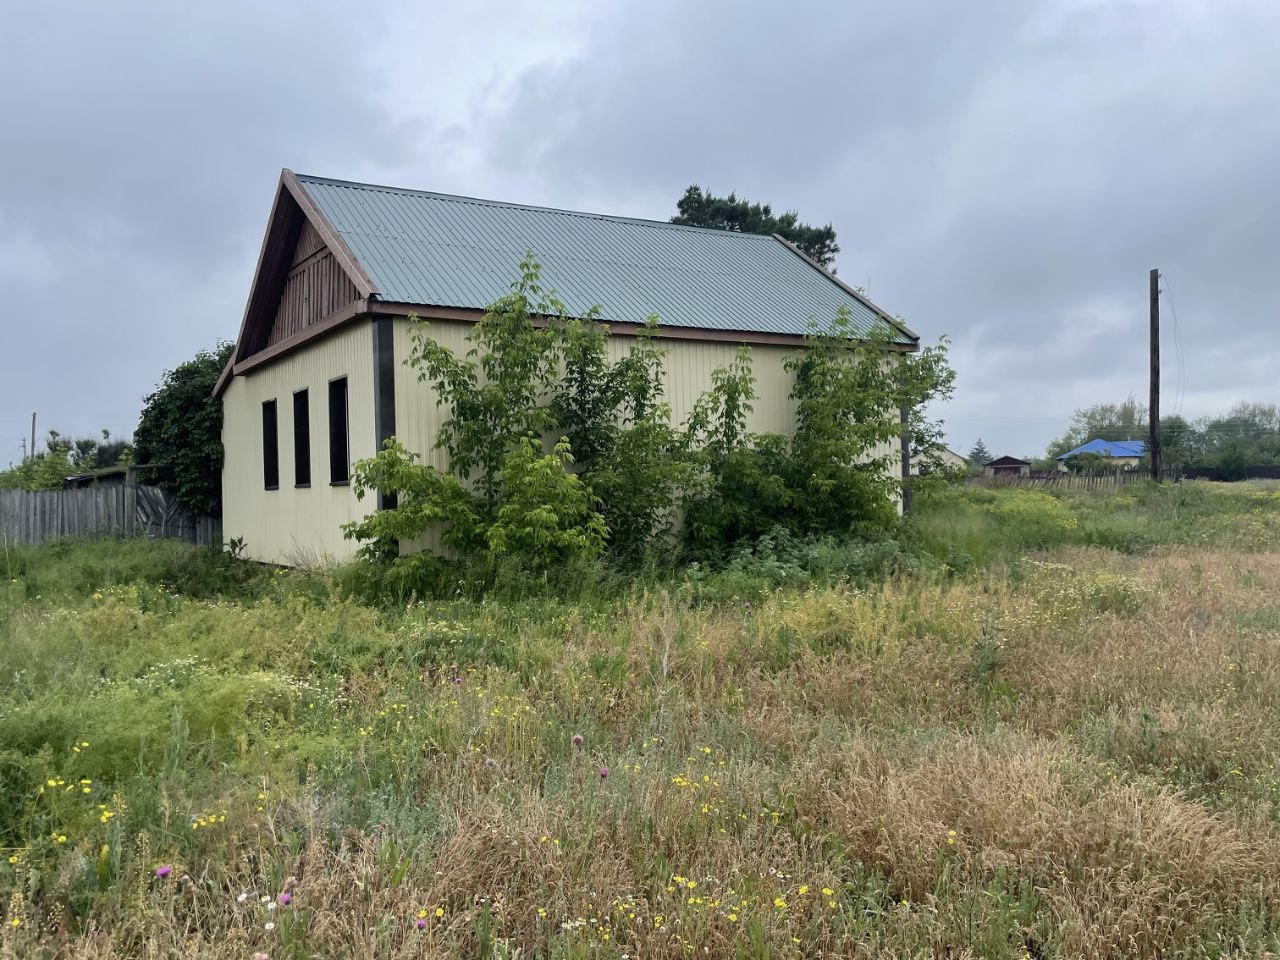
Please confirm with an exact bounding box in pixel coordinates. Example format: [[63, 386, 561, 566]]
[[2, 0, 1277, 464], [484, 0, 1280, 455], [0, 0, 405, 455]]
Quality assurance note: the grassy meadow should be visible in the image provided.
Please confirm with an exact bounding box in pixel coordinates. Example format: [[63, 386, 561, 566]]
[[3, 481, 1280, 958]]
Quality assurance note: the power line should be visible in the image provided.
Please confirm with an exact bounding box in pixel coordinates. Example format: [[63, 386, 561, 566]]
[[1161, 276, 1188, 418]]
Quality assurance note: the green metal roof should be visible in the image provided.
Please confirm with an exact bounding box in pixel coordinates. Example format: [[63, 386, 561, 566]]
[[295, 174, 917, 344]]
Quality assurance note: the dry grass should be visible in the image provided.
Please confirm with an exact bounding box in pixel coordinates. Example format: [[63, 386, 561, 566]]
[[5, 528, 1280, 956]]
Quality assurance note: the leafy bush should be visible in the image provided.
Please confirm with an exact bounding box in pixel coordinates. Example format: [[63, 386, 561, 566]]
[[343, 256, 954, 587]]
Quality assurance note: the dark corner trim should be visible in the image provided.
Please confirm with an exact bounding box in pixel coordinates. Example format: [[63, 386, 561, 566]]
[[372, 316, 398, 510]]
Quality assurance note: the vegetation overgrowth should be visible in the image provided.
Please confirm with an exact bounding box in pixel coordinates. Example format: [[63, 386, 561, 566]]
[[342, 256, 955, 592], [3, 481, 1280, 957]]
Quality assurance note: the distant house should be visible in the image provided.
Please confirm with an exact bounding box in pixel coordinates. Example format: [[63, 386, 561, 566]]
[[912, 446, 968, 475], [983, 455, 1031, 477], [1056, 439, 1147, 472], [215, 169, 923, 565]]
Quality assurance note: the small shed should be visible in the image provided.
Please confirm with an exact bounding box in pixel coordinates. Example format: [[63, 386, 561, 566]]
[[983, 455, 1031, 477]]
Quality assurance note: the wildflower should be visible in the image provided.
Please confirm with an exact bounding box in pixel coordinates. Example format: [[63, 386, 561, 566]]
[[415, 918, 427, 930], [264, 921, 276, 931], [599, 766, 609, 781], [9, 919, 20, 928], [572, 734, 584, 748], [277, 892, 291, 906], [253, 954, 269, 960], [155, 865, 173, 878], [728, 913, 737, 922], [822, 887, 834, 897], [453, 676, 464, 685], [773, 897, 787, 909], [435, 907, 444, 918], [946, 829, 957, 846], [798, 885, 809, 895], [237, 892, 249, 903], [55, 835, 67, 844], [483, 757, 498, 768]]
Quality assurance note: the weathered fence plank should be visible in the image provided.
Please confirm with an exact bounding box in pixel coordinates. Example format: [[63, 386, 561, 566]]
[[965, 468, 1180, 491], [0, 484, 219, 548]]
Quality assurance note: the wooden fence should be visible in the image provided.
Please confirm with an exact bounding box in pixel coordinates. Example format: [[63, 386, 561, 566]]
[[966, 469, 1181, 491], [0, 482, 219, 547]]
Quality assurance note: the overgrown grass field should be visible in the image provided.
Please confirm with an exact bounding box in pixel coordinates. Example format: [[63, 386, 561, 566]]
[[4, 482, 1280, 958]]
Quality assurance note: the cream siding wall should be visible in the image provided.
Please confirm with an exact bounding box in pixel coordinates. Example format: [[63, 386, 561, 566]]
[[391, 316, 902, 503], [222, 322, 375, 565], [392, 319, 802, 455]]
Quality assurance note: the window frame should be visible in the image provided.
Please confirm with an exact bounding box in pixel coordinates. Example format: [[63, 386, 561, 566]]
[[261, 399, 279, 491], [292, 388, 311, 488], [328, 376, 350, 485]]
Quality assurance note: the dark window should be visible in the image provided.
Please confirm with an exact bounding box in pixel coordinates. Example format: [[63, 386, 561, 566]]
[[262, 399, 279, 490], [293, 389, 311, 487], [328, 377, 349, 484]]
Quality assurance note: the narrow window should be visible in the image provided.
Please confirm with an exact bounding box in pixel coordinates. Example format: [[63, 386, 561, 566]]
[[328, 376, 349, 484], [293, 389, 311, 487], [261, 399, 279, 490]]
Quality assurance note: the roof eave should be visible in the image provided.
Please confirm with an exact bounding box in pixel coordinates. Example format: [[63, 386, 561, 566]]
[[770, 234, 920, 348]]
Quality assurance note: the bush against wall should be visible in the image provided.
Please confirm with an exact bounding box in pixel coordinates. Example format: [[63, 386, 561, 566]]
[[343, 257, 954, 579]]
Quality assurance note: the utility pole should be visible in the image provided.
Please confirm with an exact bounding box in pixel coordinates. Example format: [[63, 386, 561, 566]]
[[30, 412, 37, 462], [1149, 269, 1161, 482], [899, 405, 912, 515], [19, 438, 26, 461]]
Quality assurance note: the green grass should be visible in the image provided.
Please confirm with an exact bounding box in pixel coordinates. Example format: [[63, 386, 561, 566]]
[[2, 482, 1280, 958]]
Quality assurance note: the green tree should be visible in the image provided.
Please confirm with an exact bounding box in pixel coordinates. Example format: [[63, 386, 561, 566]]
[[1046, 397, 1146, 459], [672, 186, 840, 269], [134, 342, 233, 517], [485, 437, 608, 572], [967, 439, 992, 467], [0, 428, 131, 490], [784, 311, 954, 537]]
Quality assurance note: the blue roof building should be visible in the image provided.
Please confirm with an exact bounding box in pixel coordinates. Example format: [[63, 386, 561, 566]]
[[1056, 438, 1148, 461]]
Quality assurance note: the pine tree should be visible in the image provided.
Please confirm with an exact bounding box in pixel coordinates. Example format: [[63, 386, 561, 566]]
[[967, 438, 992, 466], [672, 186, 839, 269]]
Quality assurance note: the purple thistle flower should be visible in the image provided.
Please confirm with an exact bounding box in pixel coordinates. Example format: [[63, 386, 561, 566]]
[[277, 892, 292, 906], [453, 676, 464, 686], [416, 918, 427, 930], [599, 766, 609, 781], [571, 734, 584, 749], [154, 865, 172, 878], [483, 757, 498, 768]]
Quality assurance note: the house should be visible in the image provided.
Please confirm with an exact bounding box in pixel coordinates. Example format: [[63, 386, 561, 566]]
[[911, 445, 968, 475], [1056, 438, 1147, 471], [215, 170, 921, 565], [983, 455, 1031, 477]]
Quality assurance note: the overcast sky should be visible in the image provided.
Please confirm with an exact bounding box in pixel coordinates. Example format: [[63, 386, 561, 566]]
[[2, 0, 1277, 465]]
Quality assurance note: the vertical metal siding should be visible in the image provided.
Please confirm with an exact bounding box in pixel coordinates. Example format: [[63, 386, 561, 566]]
[[394, 318, 802, 456], [222, 322, 376, 565]]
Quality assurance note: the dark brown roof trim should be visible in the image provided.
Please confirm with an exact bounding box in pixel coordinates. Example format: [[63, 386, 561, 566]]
[[215, 297, 919, 397], [372, 302, 918, 351]]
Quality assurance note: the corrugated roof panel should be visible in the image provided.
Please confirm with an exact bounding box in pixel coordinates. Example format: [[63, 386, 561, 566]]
[[1057, 439, 1148, 459], [295, 174, 915, 344]]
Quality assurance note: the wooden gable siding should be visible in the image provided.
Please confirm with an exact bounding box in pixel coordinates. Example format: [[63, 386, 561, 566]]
[[267, 223, 361, 346]]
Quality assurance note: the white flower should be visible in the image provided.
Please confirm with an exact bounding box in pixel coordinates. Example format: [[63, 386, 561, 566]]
[[264, 921, 276, 931], [267, 902, 278, 911], [237, 892, 249, 903]]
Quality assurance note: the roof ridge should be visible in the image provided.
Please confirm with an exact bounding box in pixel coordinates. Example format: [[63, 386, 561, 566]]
[[293, 173, 778, 241]]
